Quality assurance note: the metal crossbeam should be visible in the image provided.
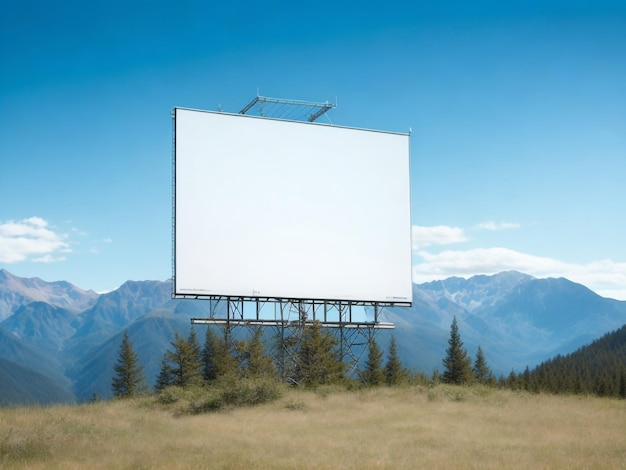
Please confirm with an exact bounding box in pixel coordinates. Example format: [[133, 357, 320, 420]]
[[191, 318, 395, 329]]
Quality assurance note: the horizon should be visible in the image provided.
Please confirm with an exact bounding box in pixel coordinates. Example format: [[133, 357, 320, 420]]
[[1, 1, 625, 299], [3, 267, 623, 304]]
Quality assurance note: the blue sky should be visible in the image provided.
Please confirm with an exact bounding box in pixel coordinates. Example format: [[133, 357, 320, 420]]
[[1, 0, 625, 298]]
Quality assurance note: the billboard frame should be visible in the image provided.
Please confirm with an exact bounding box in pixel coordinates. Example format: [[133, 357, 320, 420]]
[[171, 106, 412, 309]]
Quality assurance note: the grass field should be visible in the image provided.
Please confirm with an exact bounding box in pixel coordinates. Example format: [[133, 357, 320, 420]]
[[2, 385, 625, 469]]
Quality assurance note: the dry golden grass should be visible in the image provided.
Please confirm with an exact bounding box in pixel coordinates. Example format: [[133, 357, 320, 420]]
[[2, 385, 625, 469]]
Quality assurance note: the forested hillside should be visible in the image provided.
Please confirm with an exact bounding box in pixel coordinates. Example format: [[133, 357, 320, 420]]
[[0, 357, 75, 405], [516, 325, 626, 397]]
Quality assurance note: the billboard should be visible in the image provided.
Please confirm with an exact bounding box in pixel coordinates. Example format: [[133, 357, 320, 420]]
[[173, 108, 412, 305]]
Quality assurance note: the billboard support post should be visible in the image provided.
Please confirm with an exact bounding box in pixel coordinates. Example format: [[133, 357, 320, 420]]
[[191, 298, 393, 383]]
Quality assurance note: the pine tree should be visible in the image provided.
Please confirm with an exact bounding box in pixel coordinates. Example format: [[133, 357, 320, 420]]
[[214, 328, 238, 378], [442, 316, 473, 385], [166, 331, 203, 388], [473, 345, 495, 385], [506, 369, 519, 390], [521, 365, 531, 391], [384, 336, 408, 386], [188, 328, 202, 367], [295, 321, 345, 387], [202, 326, 237, 381], [360, 337, 385, 386], [155, 353, 174, 391], [242, 328, 275, 378], [202, 326, 219, 382], [111, 330, 146, 398]]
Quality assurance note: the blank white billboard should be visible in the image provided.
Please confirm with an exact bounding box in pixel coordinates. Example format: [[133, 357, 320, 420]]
[[174, 108, 412, 305]]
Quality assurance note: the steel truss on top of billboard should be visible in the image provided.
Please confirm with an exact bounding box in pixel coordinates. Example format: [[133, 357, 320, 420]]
[[172, 107, 412, 307]]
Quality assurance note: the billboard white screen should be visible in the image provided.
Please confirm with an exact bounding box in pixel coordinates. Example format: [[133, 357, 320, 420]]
[[174, 108, 411, 304]]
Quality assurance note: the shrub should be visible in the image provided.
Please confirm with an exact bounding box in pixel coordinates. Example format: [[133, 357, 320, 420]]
[[156, 386, 186, 405], [217, 376, 283, 408], [153, 376, 284, 415]]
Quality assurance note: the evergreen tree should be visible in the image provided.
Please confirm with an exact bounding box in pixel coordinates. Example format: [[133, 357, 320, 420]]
[[111, 330, 146, 398], [473, 345, 495, 385], [295, 321, 345, 387], [155, 353, 174, 391], [384, 336, 408, 386], [442, 316, 473, 385], [188, 328, 202, 367], [166, 331, 203, 388], [241, 328, 275, 378], [497, 374, 507, 388], [521, 365, 531, 391], [214, 328, 238, 378], [202, 326, 237, 381], [360, 337, 385, 386], [202, 326, 219, 382], [506, 369, 520, 390]]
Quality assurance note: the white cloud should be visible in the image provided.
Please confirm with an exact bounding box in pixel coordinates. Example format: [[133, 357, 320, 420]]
[[33, 254, 67, 263], [0, 217, 71, 263], [412, 225, 468, 251], [476, 221, 521, 231], [413, 247, 626, 300]]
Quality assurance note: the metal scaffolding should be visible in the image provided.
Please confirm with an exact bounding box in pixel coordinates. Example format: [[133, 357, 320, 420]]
[[239, 94, 336, 123], [190, 298, 393, 382]]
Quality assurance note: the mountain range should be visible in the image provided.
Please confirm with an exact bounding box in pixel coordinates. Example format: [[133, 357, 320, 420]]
[[1, 268, 625, 405], [377, 271, 626, 374]]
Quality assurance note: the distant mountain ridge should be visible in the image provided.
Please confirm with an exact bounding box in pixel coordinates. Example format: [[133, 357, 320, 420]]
[[417, 271, 533, 313], [64, 280, 173, 365], [2, 302, 76, 356], [379, 271, 626, 375], [1, 269, 625, 405], [0, 268, 98, 321]]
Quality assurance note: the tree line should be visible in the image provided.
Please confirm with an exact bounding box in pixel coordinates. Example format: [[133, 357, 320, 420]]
[[112, 317, 626, 400], [111, 321, 415, 398]]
